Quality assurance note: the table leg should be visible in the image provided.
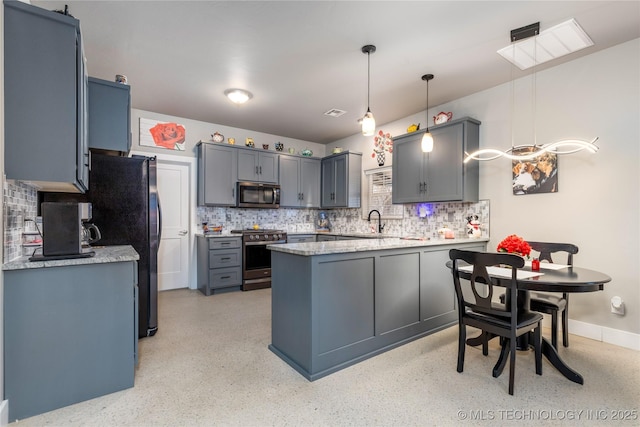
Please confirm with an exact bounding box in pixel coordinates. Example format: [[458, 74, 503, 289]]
[[492, 342, 509, 378], [466, 333, 495, 347], [542, 337, 583, 384]]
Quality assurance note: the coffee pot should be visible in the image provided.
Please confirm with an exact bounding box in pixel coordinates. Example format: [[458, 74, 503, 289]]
[[82, 222, 101, 246]]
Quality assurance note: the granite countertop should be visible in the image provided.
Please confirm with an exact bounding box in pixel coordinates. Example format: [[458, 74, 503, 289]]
[[3, 245, 139, 271], [268, 237, 489, 256]]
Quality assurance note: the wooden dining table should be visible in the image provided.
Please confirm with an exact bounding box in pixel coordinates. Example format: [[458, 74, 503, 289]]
[[451, 261, 612, 385]]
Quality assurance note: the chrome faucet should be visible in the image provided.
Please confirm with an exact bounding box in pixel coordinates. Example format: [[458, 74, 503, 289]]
[[367, 209, 385, 234]]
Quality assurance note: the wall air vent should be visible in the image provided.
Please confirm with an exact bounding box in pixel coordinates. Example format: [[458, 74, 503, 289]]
[[324, 109, 347, 117]]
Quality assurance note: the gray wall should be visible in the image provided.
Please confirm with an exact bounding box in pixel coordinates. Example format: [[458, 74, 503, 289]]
[[332, 39, 640, 338]]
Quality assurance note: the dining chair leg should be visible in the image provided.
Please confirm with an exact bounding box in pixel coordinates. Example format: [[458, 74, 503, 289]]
[[562, 294, 569, 347], [534, 324, 542, 375], [508, 336, 516, 395], [551, 311, 559, 349], [457, 325, 466, 373], [482, 331, 488, 356]]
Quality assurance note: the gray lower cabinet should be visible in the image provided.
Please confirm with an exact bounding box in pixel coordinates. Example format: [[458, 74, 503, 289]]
[[269, 241, 486, 380], [279, 155, 321, 208], [392, 117, 480, 203], [4, 0, 89, 192], [237, 149, 279, 183], [4, 261, 138, 422], [88, 77, 131, 152], [321, 152, 362, 208], [287, 234, 316, 243], [197, 142, 237, 206], [197, 236, 242, 295]]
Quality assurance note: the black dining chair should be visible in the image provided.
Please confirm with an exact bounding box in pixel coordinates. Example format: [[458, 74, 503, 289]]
[[450, 249, 542, 396], [527, 241, 578, 349]]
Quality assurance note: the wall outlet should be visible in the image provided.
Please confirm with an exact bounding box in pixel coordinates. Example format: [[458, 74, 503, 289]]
[[611, 296, 625, 315]]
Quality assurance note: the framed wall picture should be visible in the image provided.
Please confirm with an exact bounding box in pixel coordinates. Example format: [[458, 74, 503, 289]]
[[140, 118, 186, 151], [512, 147, 558, 195]]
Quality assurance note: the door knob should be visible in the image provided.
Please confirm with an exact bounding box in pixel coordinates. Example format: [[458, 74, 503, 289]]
[[179, 230, 188, 236]]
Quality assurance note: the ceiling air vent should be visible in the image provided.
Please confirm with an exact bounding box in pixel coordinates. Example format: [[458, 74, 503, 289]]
[[324, 108, 346, 118]]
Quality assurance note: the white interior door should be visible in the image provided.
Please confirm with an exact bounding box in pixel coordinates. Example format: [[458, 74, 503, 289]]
[[157, 161, 190, 291]]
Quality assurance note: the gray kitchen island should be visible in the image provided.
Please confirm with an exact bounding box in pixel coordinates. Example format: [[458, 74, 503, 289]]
[[268, 237, 488, 380]]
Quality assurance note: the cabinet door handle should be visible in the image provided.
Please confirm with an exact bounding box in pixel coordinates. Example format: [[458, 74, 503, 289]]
[[259, 166, 262, 174], [418, 182, 423, 192], [300, 192, 304, 200], [423, 181, 428, 193], [255, 166, 259, 174]]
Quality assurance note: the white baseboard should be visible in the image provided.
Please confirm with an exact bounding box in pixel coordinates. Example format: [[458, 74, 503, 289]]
[[542, 316, 640, 351], [0, 400, 8, 426]]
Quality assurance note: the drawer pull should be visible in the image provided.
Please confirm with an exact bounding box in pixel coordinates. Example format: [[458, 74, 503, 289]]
[[220, 275, 231, 280], [220, 257, 231, 261]]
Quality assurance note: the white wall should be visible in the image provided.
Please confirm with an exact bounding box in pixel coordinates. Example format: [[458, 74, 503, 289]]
[[332, 39, 640, 340], [130, 109, 327, 159]]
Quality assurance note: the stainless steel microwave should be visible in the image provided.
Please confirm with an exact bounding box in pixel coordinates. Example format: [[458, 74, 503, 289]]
[[236, 182, 280, 208]]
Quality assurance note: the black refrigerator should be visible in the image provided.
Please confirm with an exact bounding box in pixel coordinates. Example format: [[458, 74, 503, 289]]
[[41, 153, 161, 338], [89, 153, 160, 338]]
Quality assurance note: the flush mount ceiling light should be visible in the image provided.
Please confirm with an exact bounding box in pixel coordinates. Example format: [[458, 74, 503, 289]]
[[421, 74, 434, 153], [361, 44, 376, 136], [224, 88, 253, 104], [497, 19, 594, 70], [464, 22, 598, 163]]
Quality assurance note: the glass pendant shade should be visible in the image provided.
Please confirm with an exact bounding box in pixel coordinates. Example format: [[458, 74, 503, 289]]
[[362, 109, 375, 136], [421, 131, 434, 152]]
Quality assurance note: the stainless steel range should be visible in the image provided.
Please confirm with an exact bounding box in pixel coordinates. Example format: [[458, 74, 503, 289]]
[[231, 229, 287, 291]]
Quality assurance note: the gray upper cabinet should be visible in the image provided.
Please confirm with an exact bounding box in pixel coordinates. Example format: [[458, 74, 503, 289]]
[[88, 77, 131, 153], [392, 117, 480, 203], [197, 143, 237, 206], [4, 0, 89, 193], [279, 155, 321, 208], [321, 152, 362, 208], [237, 149, 279, 183]]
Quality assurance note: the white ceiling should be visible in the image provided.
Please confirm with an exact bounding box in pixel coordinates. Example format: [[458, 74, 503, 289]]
[[33, 1, 640, 144]]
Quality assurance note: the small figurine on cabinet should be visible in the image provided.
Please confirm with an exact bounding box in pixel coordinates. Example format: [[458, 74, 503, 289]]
[[466, 215, 482, 238]]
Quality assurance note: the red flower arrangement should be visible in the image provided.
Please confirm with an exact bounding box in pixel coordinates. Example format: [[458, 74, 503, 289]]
[[497, 234, 531, 258]]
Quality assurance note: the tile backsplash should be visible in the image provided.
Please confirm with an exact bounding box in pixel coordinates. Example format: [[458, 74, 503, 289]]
[[197, 200, 490, 238], [3, 180, 38, 262], [3, 179, 489, 263]]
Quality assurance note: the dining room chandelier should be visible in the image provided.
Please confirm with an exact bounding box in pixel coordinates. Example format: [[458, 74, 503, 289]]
[[464, 22, 599, 163], [361, 45, 376, 136]]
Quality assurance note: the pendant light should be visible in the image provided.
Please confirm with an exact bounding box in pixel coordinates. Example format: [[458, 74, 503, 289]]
[[421, 74, 434, 152], [361, 45, 376, 136], [464, 22, 598, 162]]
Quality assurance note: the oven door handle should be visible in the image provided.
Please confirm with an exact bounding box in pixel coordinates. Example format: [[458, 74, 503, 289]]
[[244, 240, 286, 246], [244, 241, 267, 246]]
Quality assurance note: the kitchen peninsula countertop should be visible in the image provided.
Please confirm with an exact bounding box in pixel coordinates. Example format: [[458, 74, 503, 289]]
[[2, 245, 139, 271], [268, 237, 489, 256]]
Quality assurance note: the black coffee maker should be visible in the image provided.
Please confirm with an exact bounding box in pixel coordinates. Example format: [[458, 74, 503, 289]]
[[35, 202, 98, 260]]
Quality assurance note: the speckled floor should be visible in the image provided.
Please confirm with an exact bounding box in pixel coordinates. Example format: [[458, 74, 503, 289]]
[[12, 288, 640, 426]]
